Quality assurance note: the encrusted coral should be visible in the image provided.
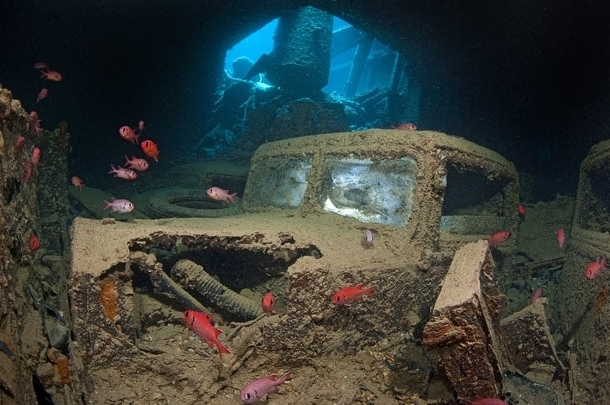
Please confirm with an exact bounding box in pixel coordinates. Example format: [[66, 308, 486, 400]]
[[99, 276, 120, 329], [47, 348, 71, 385]]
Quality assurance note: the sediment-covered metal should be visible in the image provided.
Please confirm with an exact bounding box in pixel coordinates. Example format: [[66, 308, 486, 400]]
[[171, 259, 263, 320], [423, 240, 506, 400], [130, 251, 209, 313]]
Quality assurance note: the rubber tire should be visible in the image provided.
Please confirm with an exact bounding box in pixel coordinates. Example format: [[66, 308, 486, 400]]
[[147, 188, 239, 218]]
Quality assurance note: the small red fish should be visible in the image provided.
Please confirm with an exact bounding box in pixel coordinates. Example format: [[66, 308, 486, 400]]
[[36, 88, 48, 103], [71, 176, 84, 190], [29, 234, 40, 251], [28, 111, 43, 136], [392, 122, 417, 130], [331, 284, 377, 306], [138, 120, 145, 131], [119, 125, 140, 144], [108, 164, 137, 180], [518, 204, 526, 218], [183, 310, 230, 359], [206, 187, 237, 203], [23, 162, 33, 182], [486, 230, 511, 246], [531, 288, 542, 304], [585, 255, 607, 280], [124, 155, 149, 171], [240, 371, 292, 403], [33, 62, 48, 70], [262, 292, 275, 314], [15, 136, 26, 155], [140, 140, 159, 162], [557, 228, 566, 250], [31, 147, 41, 174], [39, 68, 62, 81]]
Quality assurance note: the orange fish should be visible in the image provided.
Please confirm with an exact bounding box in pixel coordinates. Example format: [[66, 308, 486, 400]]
[[183, 310, 230, 359], [71, 176, 84, 191], [140, 140, 159, 162], [585, 255, 607, 280], [331, 284, 377, 306], [486, 230, 511, 246], [557, 228, 566, 249], [262, 292, 275, 314]]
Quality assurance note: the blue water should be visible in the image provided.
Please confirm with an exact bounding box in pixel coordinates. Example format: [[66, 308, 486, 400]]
[[224, 16, 395, 96], [225, 20, 278, 74]]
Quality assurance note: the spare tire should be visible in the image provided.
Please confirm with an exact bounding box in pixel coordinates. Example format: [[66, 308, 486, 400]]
[[147, 188, 240, 219]]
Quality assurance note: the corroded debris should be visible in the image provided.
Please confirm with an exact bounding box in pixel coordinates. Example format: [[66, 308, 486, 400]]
[[500, 298, 564, 385], [130, 251, 209, 314], [171, 259, 262, 320], [423, 240, 506, 401]]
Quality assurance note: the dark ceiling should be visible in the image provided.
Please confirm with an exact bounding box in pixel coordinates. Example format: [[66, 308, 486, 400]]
[[1, 0, 609, 197]]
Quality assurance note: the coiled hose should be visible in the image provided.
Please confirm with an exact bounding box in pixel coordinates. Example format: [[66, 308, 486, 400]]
[[171, 259, 262, 321], [130, 251, 209, 313]]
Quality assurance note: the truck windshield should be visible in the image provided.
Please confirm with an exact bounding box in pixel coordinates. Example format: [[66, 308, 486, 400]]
[[319, 156, 418, 226]]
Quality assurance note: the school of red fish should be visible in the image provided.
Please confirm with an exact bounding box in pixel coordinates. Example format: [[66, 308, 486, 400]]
[[18, 62, 166, 214], [15, 66, 601, 403]]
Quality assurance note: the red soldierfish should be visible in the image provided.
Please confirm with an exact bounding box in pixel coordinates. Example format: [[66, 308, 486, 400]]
[[206, 187, 237, 203], [103, 199, 135, 213], [486, 230, 511, 246], [108, 164, 137, 180], [124, 155, 149, 171], [585, 255, 607, 280], [39, 68, 62, 81], [37, 88, 48, 103], [119, 126, 140, 144], [331, 284, 377, 306], [531, 288, 542, 304], [262, 292, 275, 314], [557, 228, 566, 250], [71, 176, 84, 190], [183, 310, 230, 359], [28, 111, 43, 136], [23, 162, 33, 182], [240, 371, 292, 403], [29, 234, 40, 251], [140, 140, 159, 162], [31, 147, 41, 173], [392, 123, 417, 130], [518, 204, 526, 218], [15, 136, 26, 155]]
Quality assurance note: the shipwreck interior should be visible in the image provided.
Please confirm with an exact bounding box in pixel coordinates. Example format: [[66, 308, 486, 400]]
[[1, 0, 610, 404]]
